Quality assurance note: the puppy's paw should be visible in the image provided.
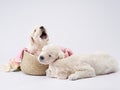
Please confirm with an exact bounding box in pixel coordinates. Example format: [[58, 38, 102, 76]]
[[68, 74, 80, 81], [46, 69, 52, 77], [57, 71, 68, 80], [57, 77, 67, 80]]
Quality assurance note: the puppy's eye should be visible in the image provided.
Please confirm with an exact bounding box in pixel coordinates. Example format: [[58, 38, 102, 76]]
[[49, 55, 52, 57]]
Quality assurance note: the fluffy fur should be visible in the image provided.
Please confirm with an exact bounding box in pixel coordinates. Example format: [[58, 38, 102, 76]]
[[20, 26, 49, 75], [38, 45, 118, 80], [28, 26, 49, 56], [2, 26, 49, 73]]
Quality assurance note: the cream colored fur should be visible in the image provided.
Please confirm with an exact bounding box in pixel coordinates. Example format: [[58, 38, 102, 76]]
[[2, 26, 49, 72], [28, 26, 49, 56], [38, 45, 118, 80], [20, 26, 49, 75]]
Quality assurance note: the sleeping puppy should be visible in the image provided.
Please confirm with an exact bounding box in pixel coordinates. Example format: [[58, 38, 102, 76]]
[[38, 45, 118, 80], [28, 26, 49, 56]]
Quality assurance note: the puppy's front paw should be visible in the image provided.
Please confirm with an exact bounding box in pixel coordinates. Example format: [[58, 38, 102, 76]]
[[68, 74, 80, 81], [46, 69, 52, 77], [57, 72, 68, 80], [57, 76, 67, 80]]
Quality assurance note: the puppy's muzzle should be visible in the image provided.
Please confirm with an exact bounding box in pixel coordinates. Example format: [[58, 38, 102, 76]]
[[40, 26, 48, 39]]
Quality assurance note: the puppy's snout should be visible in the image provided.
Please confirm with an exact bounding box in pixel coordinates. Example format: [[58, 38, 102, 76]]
[[40, 26, 45, 32], [40, 26, 44, 29], [41, 29, 45, 32], [39, 56, 44, 61]]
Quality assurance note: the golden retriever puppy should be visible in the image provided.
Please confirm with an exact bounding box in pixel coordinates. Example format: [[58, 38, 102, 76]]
[[38, 45, 118, 80], [28, 26, 49, 56]]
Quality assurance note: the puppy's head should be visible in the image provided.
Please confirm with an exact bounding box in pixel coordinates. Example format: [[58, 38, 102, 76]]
[[38, 45, 64, 65], [30, 26, 49, 47]]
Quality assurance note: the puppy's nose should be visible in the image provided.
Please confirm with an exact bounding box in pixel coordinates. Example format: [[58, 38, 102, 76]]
[[40, 26, 45, 32], [39, 56, 44, 60], [40, 26, 44, 29]]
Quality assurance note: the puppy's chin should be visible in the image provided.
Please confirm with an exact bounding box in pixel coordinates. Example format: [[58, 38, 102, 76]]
[[39, 61, 49, 65]]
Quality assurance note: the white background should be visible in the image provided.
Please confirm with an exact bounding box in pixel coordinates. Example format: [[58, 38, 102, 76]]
[[0, 0, 120, 90]]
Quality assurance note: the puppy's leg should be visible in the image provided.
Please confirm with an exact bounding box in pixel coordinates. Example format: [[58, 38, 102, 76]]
[[68, 63, 96, 80], [57, 71, 70, 80], [46, 68, 69, 79], [46, 69, 52, 77]]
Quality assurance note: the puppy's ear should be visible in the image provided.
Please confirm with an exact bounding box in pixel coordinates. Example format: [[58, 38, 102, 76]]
[[58, 51, 64, 59], [30, 36, 34, 45]]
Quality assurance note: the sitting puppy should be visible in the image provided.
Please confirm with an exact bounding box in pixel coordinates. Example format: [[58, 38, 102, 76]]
[[2, 26, 49, 72], [20, 26, 49, 75], [28, 26, 49, 56], [38, 45, 118, 80]]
